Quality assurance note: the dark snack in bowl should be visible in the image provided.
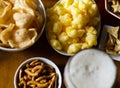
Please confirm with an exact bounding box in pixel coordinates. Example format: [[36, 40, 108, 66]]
[[106, 26, 120, 55], [18, 59, 58, 88]]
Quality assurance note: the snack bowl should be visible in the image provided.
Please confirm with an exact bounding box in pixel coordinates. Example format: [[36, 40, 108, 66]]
[[0, 0, 46, 52], [14, 57, 62, 88], [45, 0, 101, 56], [105, 0, 120, 19]]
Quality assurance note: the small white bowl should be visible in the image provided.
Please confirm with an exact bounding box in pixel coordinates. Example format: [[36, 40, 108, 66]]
[[14, 57, 62, 88], [0, 0, 46, 52]]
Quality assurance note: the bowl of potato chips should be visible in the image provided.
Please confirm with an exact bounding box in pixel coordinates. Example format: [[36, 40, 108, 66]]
[[0, 0, 46, 51], [45, 0, 101, 56], [14, 57, 62, 88]]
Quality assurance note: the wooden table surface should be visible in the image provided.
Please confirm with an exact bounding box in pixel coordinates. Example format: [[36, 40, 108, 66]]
[[0, 0, 120, 88]]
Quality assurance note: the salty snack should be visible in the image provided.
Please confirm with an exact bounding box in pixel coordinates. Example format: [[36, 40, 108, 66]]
[[106, 26, 120, 55], [0, 0, 43, 48], [46, 0, 100, 54], [18, 59, 58, 88], [108, 0, 120, 13]]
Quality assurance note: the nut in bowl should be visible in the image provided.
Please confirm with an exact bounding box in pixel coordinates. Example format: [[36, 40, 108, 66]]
[[0, 0, 46, 51], [14, 57, 62, 88], [46, 0, 101, 56]]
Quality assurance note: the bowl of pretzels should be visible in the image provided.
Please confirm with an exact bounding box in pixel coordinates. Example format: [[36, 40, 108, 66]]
[[14, 57, 62, 88]]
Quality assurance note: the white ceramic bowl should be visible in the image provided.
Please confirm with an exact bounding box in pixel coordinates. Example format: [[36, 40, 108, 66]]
[[14, 57, 62, 88], [0, 0, 46, 52]]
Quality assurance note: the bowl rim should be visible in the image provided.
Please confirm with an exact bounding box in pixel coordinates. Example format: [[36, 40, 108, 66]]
[[14, 57, 62, 88], [0, 0, 46, 52]]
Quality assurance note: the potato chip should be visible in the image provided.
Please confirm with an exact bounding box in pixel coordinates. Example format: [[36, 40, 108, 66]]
[[13, 12, 34, 28], [0, 0, 13, 24], [0, 23, 15, 44], [24, 0, 37, 10], [114, 39, 120, 51], [8, 28, 37, 48], [13, 0, 35, 16]]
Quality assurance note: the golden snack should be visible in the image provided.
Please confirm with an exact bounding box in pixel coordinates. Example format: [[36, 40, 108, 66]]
[[0, 0, 43, 48], [106, 26, 120, 55], [108, 0, 120, 13], [17, 59, 58, 88], [46, 0, 100, 54]]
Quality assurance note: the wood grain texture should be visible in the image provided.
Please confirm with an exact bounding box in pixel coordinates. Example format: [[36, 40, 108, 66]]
[[0, 0, 120, 88]]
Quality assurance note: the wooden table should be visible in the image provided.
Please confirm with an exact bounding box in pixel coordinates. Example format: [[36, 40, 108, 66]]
[[0, 0, 120, 88]]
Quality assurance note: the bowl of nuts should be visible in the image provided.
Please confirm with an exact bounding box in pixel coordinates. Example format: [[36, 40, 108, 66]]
[[105, 0, 120, 19], [14, 57, 62, 88], [45, 0, 101, 56], [0, 0, 46, 51]]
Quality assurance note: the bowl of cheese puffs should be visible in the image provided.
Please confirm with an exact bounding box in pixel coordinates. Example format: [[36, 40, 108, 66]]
[[0, 0, 46, 51], [45, 0, 101, 56], [14, 57, 62, 88]]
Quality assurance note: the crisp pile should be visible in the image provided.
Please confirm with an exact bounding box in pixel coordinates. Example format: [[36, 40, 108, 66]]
[[46, 0, 100, 54]]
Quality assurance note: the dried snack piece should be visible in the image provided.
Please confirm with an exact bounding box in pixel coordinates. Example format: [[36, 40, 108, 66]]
[[107, 26, 119, 38], [0, 27, 38, 48], [106, 26, 120, 55], [114, 39, 120, 51], [13, 12, 34, 28], [112, 1, 120, 13], [0, 23, 15, 45], [108, 0, 120, 13], [0, 0, 13, 24]]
